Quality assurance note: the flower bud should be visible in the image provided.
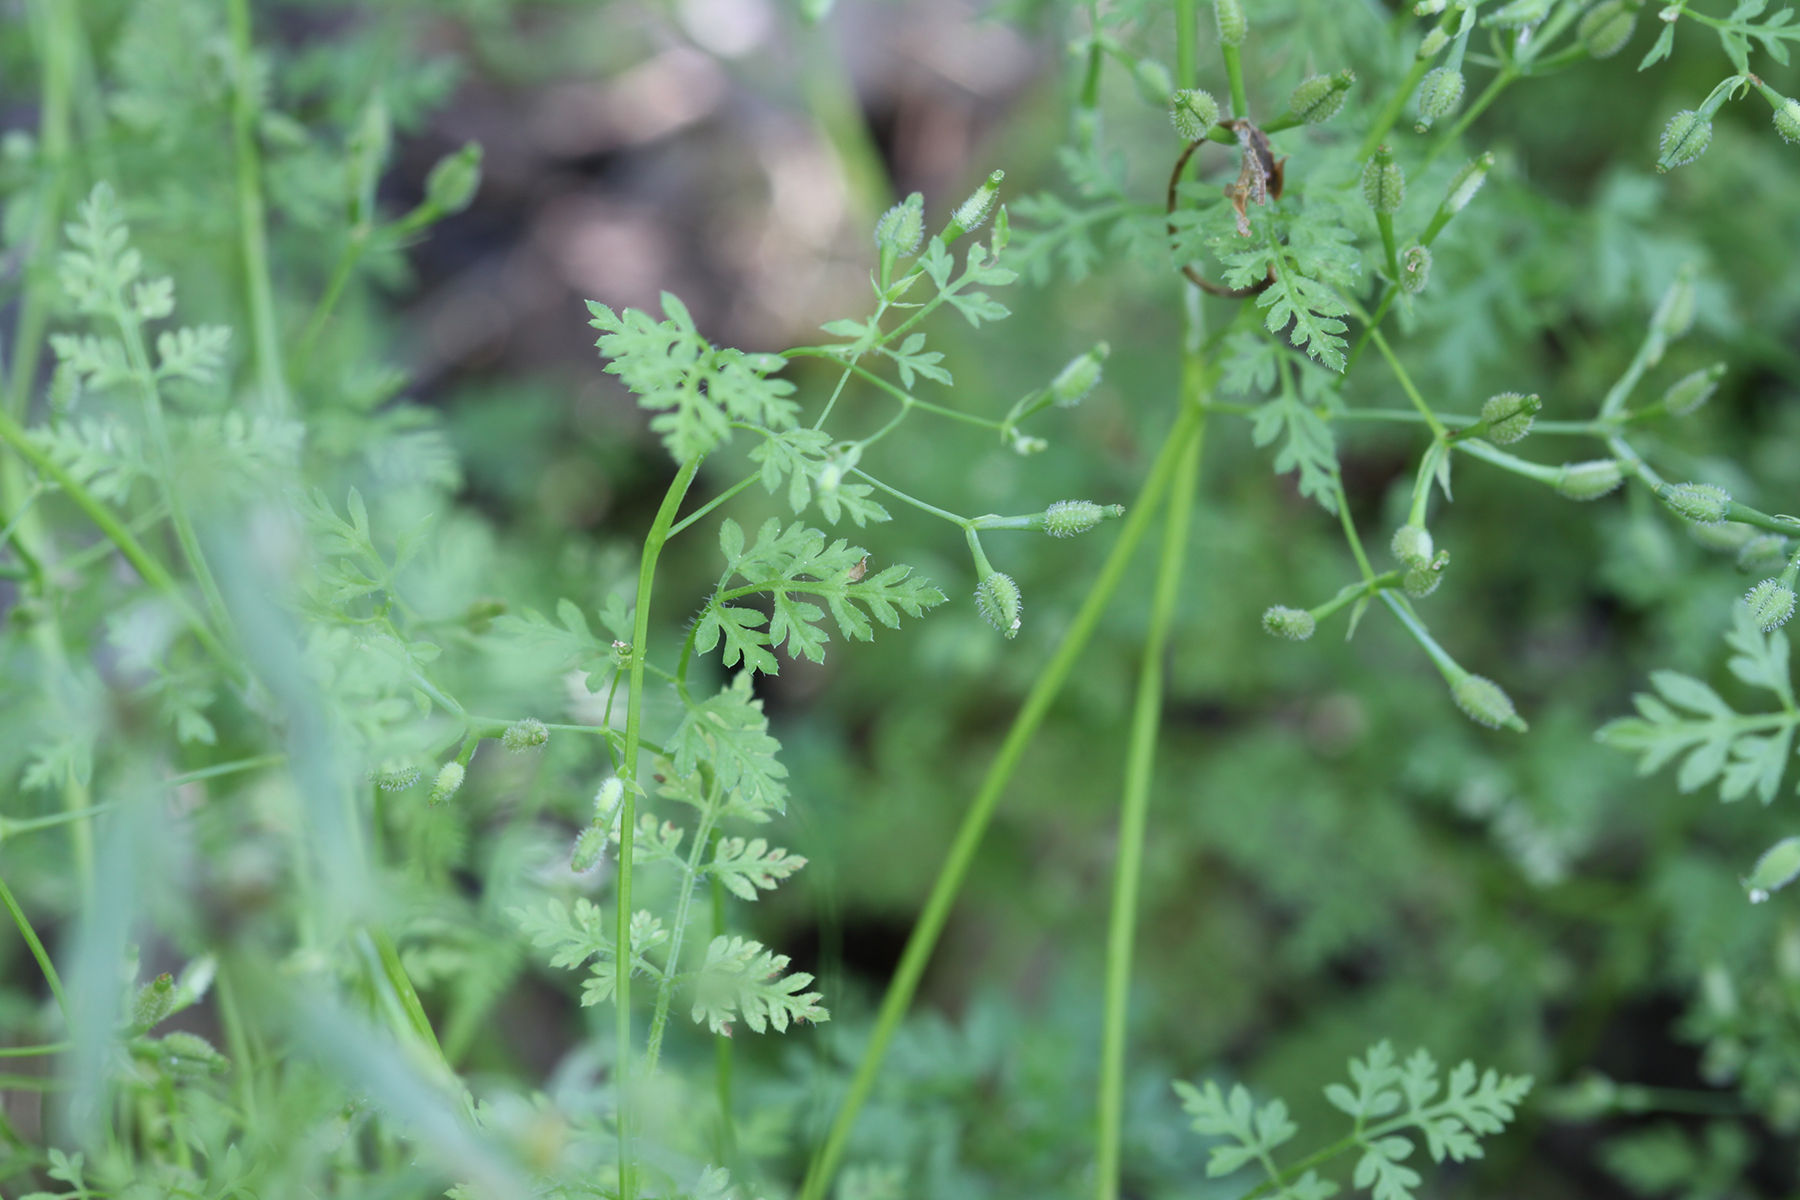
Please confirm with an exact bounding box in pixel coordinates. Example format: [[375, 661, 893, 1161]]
[[1391, 524, 1434, 568], [1578, 0, 1638, 59], [1401, 244, 1432, 293], [947, 170, 1004, 237], [1655, 365, 1719, 417], [1051, 342, 1109, 406], [1661, 481, 1732, 524], [1415, 68, 1466, 131], [1288, 71, 1353, 124], [424, 143, 482, 217], [1777, 96, 1800, 144], [1444, 152, 1495, 214], [1043, 500, 1123, 537], [1362, 145, 1405, 214], [429, 761, 465, 805], [1214, 0, 1247, 46], [875, 193, 925, 257], [1452, 673, 1527, 731], [1404, 550, 1451, 598], [132, 973, 176, 1030], [1132, 58, 1174, 106], [1658, 110, 1712, 171], [1262, 605, 1316, 640], [1480, 392, 1539, 444], [1739, 534, 1790, 573], [1010, 433, 1049, 455], [1556, 460, 1624, 501], [571, 826, 606, 873], [1171, 89, 1222, 140], [503, 718, 549, 752], [976, 572, 1023, 638], [369, 762, 421, 792], [1418, 26, 1452, 59], [1746, 579, 1798, 631], [1746, 837, 1800, 903]]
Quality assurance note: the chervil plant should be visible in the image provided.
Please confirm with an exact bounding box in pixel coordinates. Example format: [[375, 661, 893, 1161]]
[[4, 1, 1800, 1199]]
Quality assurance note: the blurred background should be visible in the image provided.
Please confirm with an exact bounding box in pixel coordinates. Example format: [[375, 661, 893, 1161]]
[[7, 0, 1800, 1197]]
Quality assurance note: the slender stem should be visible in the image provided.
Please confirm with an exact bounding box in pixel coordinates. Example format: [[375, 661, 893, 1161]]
[[797, 387, 1211, 1200], [1334, 475, 1376, 582], [1096, 371, 1206, 1200], [668, 471, 761, 539], [368, 927, 446, 1058], [615, 455, 702, 1200], [225, 0, 290, 415], [0, 407, 229, 666], [708, 834, 736, 1164], [645, 779, 723, 1070], [850, 469, 970, 527], [1368, 328, 1447, 438], [0, 872, 69, 1021], [0, 1042, 69, 1057], [1222, 43, 1249, 118], [164, 755, 286, 788], [1376, 211, 1399, 282], [1424, 65, 1517, 165], [297, 226, 371, 369], [7, 0, 77, 422], [1175, 0, 1197, 87], [1357, 56, 1433, 161]]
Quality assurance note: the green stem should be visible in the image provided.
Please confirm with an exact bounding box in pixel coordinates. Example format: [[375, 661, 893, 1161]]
[[1376, 211, 1399, 282], [0, 1042, 69, 1056], [0, 407, 229, 666], [297, 226, 371, 370], [225, 0, 290, 415], [1357, 56, 1433, 161], [0, 872, 69, 1022], [645, 779, 723, 1071], [667, 470, 761, 539], [1425, 65, 1517, 165], [797, 379, 1211, 1200], [1368, 328, 1447, 438], [7, 0, 77, 422], [1222, 43, 1249, 118], [615, 455, 702, 1200], [1175, 0, 1198, 87], [710, 839, 736, 1165], [1096, 372, 1206, 1200]]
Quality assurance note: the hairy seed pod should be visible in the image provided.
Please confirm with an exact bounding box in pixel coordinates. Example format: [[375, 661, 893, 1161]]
[[1288, 72, 1352, 124], [1362, 146, 1405, 214], [594, 776, 625, 820], [1445, 152, 1495, 214], [1415, 67, 1465, 131], [1739, 534, 1790, 573], [370, 762, 421, 792], [1556, 460, 1625, 501], [158, 1031, 228, 1078], [948, 170, 1004, 237], [874, 193, 924, 256], [1453, 673, 1526, 731], [1214, 0, 1247, 46], [503, 718, 549, 752], [1664, 364, 1724, 415], [1689, 521, 1752, 553], [1746, 579, 1798, 631], [1418, 26, 1451, 59], [976, 572, 1023, 638], [132, 974, 176, 1031], [1404, 550, 1450, 598], [1481, 392, 1539, 444], [571, 826, 607, 873], [429, 761, 466, 805], [1662, 481, 1732, 524], [1578, 0, 1638, 59], [1777, 97, 1800, 144], [1132, 58, 1174, 106], [1652, 274, 1698, 341], [1658, 110, 1713, 171], [1391, 524, 1434, 568], [1043, 500, 1122, 537], [1171, 89, 1222, 139], [1262, 605, 1316, 640], [1401, 244, 1432, 293], [424, 143, 482, 216], [1051, 342, 1109, 406], [1747, 837, 1800, 903]]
